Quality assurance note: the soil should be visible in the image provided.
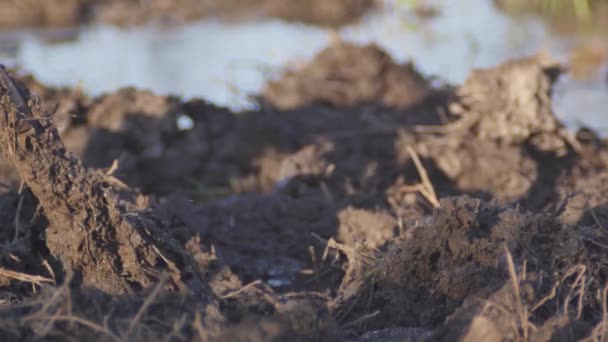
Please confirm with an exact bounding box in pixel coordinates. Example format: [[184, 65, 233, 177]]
[[0, 0, 374, 29], [2, 35, 608, 341], [262, 41, 433, 110]]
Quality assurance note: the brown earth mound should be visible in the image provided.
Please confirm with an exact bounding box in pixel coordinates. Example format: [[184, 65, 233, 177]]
[[1, 41, 608, 341], [263, 41, 433, 110]]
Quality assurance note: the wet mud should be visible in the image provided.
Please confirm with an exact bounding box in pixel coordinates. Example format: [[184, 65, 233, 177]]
[[1, 40, 608, 341]]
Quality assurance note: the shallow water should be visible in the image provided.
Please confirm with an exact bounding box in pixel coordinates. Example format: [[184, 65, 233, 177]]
[[0, 0, 606, 132]]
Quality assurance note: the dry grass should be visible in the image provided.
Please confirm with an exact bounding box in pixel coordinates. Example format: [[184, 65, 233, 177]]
[[504, 245, 534, 341], [0, 267, 53, 287], [0, 271, 210, 342], [478, 246, 596, 341], [395, 146, 440, 208]]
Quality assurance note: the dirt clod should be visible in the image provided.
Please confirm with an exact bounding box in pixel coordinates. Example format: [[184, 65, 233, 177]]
[[263, 41, 433, 110], [0, 67, 207, 296]]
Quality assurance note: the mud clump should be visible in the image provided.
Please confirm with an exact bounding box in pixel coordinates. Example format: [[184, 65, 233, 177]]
[[263, 41, 433, 110], [0, 67, 206, 296], [335, 195, 604, 340], [336, 207, 397, 249], [335, 197, 526, 328], [412, 54, 578, 208], [448, 53, 569, 153]]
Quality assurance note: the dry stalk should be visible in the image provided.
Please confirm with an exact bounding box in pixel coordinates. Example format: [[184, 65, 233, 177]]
[[504, 244, 531, 341], [220, 280, 265, 300], [342, 310, 380, 328], [531, 264, 587, 317], [0, 267, 53, 286], [397, 146, 440, 208], [562, 265, 586, 319]]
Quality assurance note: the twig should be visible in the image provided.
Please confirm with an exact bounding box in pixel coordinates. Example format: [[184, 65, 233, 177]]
[[583, 236, 608, 250], [12, 194, 24, 244], [343, 310, 380, 328], [504, 244, 529, 340], [531, 280, 559, 313], [151, 244, 186, 292], [0, 267, 53, 286], [106, 159, 119, 176], [407, 147, 436, 200], [562, 265, 586, 319], [401, 147, 440, 208], [220, 280, 264, 299], [311, 233, 357, 262], [42, 259, 56, 285]]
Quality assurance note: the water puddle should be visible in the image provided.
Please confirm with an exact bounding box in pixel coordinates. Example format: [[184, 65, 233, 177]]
[[0, 0, 606, 133]]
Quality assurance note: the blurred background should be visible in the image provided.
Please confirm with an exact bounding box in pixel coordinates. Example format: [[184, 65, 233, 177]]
[[0, 0, 606, 132]]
